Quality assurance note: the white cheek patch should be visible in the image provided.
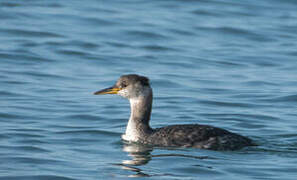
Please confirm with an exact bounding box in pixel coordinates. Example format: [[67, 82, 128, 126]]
[[118, 86, 150, 99], [118, 89, 129, 98]]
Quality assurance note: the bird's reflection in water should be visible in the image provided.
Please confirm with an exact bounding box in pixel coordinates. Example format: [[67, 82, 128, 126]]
[[113, 142, 213, 177], [122, 142, 153, 166], [112, 143, 153, 177]]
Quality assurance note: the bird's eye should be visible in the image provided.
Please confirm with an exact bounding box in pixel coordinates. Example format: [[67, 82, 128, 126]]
[[121, 81, 127, 88]]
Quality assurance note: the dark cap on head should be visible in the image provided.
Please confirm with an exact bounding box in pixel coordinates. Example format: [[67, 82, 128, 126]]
[[117, 74, 150, 87]]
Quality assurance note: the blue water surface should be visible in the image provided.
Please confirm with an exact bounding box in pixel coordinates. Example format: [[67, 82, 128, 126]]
[[1, 0, 297, 179]]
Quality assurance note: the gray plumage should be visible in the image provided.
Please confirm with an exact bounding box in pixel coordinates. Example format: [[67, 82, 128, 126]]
[[94, 74, 254, 151], [144, 124, 252, 150]]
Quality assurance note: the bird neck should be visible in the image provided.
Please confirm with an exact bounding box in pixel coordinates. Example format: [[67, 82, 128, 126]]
[[123, 88, 153, 142]]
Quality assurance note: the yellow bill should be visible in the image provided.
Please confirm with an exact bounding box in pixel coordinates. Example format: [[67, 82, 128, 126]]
[[94, 87, 121, 95]]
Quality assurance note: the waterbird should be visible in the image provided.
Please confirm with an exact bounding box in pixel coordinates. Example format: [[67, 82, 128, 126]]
[[94, 74, 253, 150]]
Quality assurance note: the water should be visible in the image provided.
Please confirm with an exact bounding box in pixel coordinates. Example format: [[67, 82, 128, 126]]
[[1, 0, 297, 179]]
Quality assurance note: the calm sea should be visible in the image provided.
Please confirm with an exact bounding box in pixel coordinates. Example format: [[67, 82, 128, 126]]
[[1, 0, 297, 179]]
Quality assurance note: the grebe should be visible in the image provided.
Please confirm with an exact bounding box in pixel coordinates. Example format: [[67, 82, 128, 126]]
[[94, 74, 253, 150]]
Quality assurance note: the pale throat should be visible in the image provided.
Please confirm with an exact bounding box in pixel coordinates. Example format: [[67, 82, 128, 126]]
[[121, 88, 152, 142]]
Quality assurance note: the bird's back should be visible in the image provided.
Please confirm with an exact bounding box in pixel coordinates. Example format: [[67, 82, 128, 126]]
[[144, 124, 253, 150]]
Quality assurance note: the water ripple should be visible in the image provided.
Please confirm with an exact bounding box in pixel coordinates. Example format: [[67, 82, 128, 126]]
[[1, 0, 297, 179], [0, 145, 50, 153], [125, 30, 169, 40], [263, 94, 297, 103], [56, 129, 120, 137], [0, 175, 77, 180], [0, 28, 64, 38]]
